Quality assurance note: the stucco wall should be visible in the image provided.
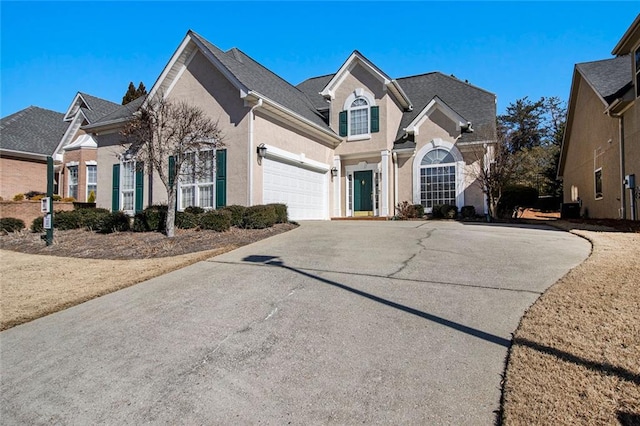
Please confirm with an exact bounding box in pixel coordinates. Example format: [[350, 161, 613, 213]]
[[622, 100, 639, 219], [0, 156, 48, 200], [563, 76, 621, 219]]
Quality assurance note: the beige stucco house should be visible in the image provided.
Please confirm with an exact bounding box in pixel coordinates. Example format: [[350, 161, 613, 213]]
[[559, 14, 640, 220], [89, 30, 496, 220]]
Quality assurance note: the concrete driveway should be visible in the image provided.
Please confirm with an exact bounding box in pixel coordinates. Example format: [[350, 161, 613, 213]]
[[1, 221, 590, 425]]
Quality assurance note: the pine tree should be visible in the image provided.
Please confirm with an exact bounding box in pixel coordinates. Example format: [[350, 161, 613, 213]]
[[135, 82, 147, 98], [122, 82, 138, 105]]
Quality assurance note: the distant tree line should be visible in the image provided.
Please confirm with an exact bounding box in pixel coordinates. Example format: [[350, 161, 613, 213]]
[[122, 81, 147, 105]]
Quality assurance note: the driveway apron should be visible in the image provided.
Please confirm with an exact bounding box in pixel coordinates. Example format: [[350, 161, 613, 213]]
[[0, 221, 590, 424]]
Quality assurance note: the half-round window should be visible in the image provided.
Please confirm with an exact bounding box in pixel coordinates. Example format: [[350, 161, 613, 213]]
[[421, 148, 456, 165], [419, 148, 457, 209]]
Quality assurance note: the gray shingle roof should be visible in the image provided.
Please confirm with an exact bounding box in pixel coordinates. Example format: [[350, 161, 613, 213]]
[[296, 74, 334, 110], [395, 73, 496, 142], [576, 55, 632, 104], [190, 32, 330, 130], [78, 92, 122, 123], [0, 106, 69, 156], [88, 96, 146, 126]]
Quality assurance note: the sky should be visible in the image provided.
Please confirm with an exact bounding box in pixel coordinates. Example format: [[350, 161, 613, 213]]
[[1, 1, 639, 118]]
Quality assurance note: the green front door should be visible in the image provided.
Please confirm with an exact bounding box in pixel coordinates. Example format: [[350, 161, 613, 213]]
[[354, 170, 373, 214]]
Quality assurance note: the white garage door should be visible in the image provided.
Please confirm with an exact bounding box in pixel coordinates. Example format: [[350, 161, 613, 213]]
[[263, 158, 328, 220]]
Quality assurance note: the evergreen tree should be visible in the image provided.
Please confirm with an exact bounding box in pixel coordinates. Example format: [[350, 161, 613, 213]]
[[135, 82, 147, 98], [122, 81, 148, 105]]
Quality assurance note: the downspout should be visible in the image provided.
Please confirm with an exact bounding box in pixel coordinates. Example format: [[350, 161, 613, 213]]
[[618, 115, 626, 219], [392, 152, 399, 215], [247, 98, 263, 206]]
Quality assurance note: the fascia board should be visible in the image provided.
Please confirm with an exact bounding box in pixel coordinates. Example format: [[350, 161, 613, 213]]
[[82, 116, 130, 132], [320, 51, 391, 98], [389, 80, 412, 110], [612, 14, 640, 55], [63, 92, 84, 121], [190, 34, 249, 97], [53, 112, 86, 157], [405, 96, 467, 134], [0, 148, 49, 161], [146, 33, 194, 103], [261, 143, 330, 172]]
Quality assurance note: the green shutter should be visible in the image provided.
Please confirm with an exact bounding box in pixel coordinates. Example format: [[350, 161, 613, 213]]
[[216, 150, 227, 208], [168, 156, 176, 188], [339, 110, 347, 136], [112, 164, 120, 211], [135, 162, 144, 213], [370, 106, 379, 133]]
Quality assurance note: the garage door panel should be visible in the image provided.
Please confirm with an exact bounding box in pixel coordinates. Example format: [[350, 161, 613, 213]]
[[263, 158, 327, 221]]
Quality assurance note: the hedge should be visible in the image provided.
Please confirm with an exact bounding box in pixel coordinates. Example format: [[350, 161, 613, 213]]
[[0, 217, 25, 233], [242, 205, 277, 229], [96, 211, 131, 234], [220, 205, 246, 227], [199, 210, 231, 232]]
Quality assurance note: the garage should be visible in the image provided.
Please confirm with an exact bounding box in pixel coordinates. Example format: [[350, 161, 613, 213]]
[[263, 157, 328, 220]]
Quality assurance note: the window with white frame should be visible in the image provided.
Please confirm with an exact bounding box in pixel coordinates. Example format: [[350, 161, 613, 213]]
[[349, 98, 369, 136], [179, 150, 215, 210], [419, 148, 457, 209], [68, 166, 78, 200], [121, 161, 135, 212], [87, 165, 97, 199]]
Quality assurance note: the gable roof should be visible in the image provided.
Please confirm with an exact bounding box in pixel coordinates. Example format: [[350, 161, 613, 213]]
[[0, 106, 69, 157], [575, 56, 632, 105], [395, 73, 496, 142], [63, 92, 121, 124], [84, 96, 146, 130], [295, 74, 334, 111], [612, 13, 640, 55]]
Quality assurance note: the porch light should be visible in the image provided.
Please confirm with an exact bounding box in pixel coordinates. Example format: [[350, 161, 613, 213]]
[[257, 143, 267, 158], [330, 167, 338, 178]]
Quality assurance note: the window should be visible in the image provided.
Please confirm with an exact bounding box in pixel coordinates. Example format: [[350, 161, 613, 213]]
[[419, 148, 457, 210], [121, 161, 135, 212], [349, 98, 369, 136], [68, 166, 78, 200], [87, 165, 97, 199], [635, 46, 640, 98], [595, 168, 603, 199], [179, 150, 215, 210]]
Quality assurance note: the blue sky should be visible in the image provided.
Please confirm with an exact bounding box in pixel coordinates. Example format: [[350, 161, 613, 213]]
[[1, 2, 638, 117]]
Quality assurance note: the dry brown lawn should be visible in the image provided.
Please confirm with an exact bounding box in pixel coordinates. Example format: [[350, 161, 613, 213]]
[[0, 224, 296, 330], [502, 221, 640, 425]]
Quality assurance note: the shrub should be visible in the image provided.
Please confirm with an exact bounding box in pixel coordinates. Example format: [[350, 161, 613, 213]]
[[13, 193, 25, 201], [176, 211, 200, 229], [52, 195, 62, 201], [31, 217, 44, 233], [242, 205, 277, 229], [96, 211, 131, 234], [25, 191, 45, 200], [431, 204, 445, 219], [396, 201, 417, 220], [441, 204, 458, 219], [54, 210, 83, 230], [413, 204, 425, 218], [498, 185, 539, 218], [0, 217, 25, 233], [199, 210, 231, 232], [461, 205, 476, 219], [221, 205, 246, 227], [77, 208, 110, 230], [184, 206, 205, 215], [132, 205, 168, 232], [31, 194, 45, 201], [61, 197, 76, 202], [87, 190, 96, 203], [268, 203, 288, 224]]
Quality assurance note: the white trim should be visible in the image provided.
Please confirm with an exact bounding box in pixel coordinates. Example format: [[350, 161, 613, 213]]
[[146, 34, 197, 103], [248, 99, 262, 206], [64, 134, 98, 151], [177, 149, 217, 211], [53, 111, 88, 158], [65, 161, 79, 167], [67, 164, 79, 200], [321, 51, 391, 99], [404, 96, 468, 136], [342, 90, 375, 110], [86, 163, 97, 200], [333, 156, 341, 218], [164, 48, 198, 99], [120, 160, 136, 215], [63, 92, 87, 121], [412, 139, 464, 210], [85, 160, 97, 166], [0, 148, 49, 161], [261, 144, 330, 173], [345, 161, 380, 217], [380, 150, 390, 216]]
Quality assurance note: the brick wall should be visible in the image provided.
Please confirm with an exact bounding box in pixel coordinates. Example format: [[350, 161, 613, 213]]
[[0, 201, 75, 227], [0, 157, 48, 200]]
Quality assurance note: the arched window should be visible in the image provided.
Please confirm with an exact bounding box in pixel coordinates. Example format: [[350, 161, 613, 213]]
[[419, 148, 457, 209], [349, 97, 369, 136]]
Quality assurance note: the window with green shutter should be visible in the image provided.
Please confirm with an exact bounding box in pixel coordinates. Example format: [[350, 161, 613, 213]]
[[216, 149, 227, 208], [370, 106, 379, 133], [339, 111, 348, 137], [112, 164, 120, 211], [135, 162, 144, 213]]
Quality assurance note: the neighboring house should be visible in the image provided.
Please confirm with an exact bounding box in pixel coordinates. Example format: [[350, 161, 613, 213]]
[[90, 30, 496, 220], [1, 106, 69, 199], [559, 14, 640, 220], [0, 92, 122, 202]]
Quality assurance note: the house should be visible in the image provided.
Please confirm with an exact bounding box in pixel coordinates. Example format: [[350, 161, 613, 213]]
[[90, 30, 496, 220], [559, 14, 640, 220], [0, 92, 122, 203]]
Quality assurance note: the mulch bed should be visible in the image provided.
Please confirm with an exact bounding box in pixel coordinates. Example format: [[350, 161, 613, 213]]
[[0, 223, 298, 260]]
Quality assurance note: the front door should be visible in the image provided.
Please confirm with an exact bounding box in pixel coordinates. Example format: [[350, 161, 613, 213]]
[[354, 170, 373, 216]]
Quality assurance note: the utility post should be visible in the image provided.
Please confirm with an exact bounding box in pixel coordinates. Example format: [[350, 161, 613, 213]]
[[45, 156, 54, 246]]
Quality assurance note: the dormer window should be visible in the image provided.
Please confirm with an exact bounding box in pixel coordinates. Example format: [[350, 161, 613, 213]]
[[338, 90, 379, 140]]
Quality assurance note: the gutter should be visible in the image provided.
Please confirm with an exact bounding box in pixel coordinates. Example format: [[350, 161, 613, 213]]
[[247, 98, 263, 206]]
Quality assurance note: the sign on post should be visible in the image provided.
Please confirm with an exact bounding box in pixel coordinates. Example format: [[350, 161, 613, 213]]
[[41, 197, 51, 213], [43, 214, 52, 230]]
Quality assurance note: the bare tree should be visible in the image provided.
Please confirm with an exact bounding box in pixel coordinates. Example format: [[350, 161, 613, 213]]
[[121, 95, 224, 237], [468, 124, 518, 219]]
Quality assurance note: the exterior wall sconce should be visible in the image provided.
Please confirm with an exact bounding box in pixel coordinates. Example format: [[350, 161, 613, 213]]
[[330, 166, 338, 178], [257, 143, 267, 158]]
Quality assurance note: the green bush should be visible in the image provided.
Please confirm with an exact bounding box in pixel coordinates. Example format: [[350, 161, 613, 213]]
[[176, 211, 200, 229], [54, 210, 83, 230], [77, 208, 110, 230], [441, 204, 458, 219], [267, 203, 288, 224], [413, 204, 425, 218], [498, 185, 539, 218], [25, 191, 45, 200], [132, 205, 168, 232], [87, 190, 96, 203], [12, 193, 25, 201], [221, 205, 246, 227], [31, 217, 44, 233], [0, 217, 25, 233], [242, 205, 277, 229], [431, 204, 444, 219], [96, 211, 131, 234], [461, 205, 476, 219], [184, 206, 205, 215], [199, 210, 231, 232], [52, 195, 62, 201]]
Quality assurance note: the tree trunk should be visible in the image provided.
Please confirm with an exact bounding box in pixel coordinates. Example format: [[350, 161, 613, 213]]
[[166, 188, 176, 238]]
